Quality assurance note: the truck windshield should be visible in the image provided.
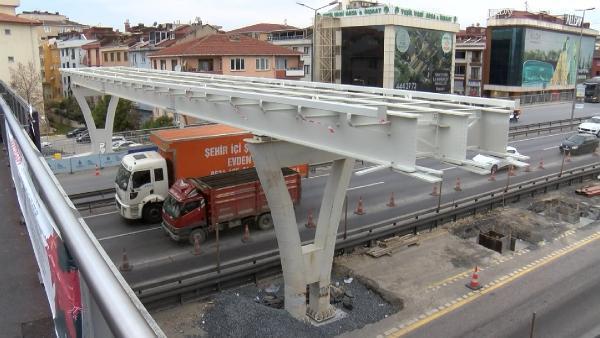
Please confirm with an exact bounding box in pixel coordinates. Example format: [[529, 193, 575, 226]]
[[163, 195, 182, 218], [115, 164, 131, 191]]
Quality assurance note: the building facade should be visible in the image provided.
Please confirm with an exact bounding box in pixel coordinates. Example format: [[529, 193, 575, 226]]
[[41, 38, 62, 101], [58, 38, 92, 96], [17, 10, 86, 41], [268, 27, 312, 81], [318, 0, 459, 93], [454, 25, 486, 96], [483, 9, 598, 99], [0, 1, 42, 102]]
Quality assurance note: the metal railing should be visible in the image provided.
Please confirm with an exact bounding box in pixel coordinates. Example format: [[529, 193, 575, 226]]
[[494, 92, 575, 106], [0, 80, 164, 337], [131, 161, 600, 308]]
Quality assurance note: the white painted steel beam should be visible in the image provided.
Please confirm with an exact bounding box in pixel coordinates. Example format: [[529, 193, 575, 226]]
[[62, 67, 514, 180]]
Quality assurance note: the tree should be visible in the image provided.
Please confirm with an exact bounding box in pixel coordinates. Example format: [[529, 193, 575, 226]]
[[9, 61, 43, 111], [91, 96, 139, 132], [141, 115, 174, 129]]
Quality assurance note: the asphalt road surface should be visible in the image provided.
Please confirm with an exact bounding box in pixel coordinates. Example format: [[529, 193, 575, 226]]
[[404, 232, 600, 338]]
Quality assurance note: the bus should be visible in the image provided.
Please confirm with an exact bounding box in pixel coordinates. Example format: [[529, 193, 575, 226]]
[[584, 77, 600, 103]]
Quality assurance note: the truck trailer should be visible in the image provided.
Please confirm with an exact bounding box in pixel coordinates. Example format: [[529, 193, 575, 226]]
[[162, 167, 302, 243]]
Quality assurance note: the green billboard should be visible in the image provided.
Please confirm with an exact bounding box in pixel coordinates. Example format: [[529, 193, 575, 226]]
[[394, 27, 454, 93], [522, 28, 595, 87]]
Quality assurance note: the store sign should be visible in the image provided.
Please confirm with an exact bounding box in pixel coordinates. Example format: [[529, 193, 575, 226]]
[[564, 14, 583, 27], [467, 80, 481, 87], [323, 6, 457, 23], [489, 8, 513, 19]]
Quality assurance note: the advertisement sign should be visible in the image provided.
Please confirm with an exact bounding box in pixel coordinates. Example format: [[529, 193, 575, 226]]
[[522, 28, 595, 87], [394, 27, 453, 93], [6, 122, 82, 338], [323, 5, 457, 23]]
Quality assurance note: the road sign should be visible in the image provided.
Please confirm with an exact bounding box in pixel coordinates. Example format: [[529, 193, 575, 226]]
[[576, 84, 585, 98]]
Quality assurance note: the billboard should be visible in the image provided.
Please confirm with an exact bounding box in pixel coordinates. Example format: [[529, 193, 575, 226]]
[[394, 27, 454, 93], [522, 28, 595, 87]]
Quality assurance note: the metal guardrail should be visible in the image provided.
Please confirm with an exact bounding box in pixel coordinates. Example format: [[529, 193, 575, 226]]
[[494, 91, 575, 106], [0, 80, 162, 337], [131, 162, 600, 307], [507, 116, 597, 139]]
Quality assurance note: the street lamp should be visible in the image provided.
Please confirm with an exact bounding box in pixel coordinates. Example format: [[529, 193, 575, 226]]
[[297, 0, 339, 82], [569, 7, 595, 128]]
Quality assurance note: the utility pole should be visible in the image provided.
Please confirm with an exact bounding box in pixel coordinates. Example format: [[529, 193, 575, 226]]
[[296, 1, 339, 82], [569, 7, 595, 128]]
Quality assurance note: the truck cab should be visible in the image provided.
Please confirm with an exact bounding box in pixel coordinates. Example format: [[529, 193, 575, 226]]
[[115, 151, 169, 223]]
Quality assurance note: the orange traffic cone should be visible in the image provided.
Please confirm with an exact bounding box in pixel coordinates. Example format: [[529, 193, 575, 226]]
[[524, 165, 531, 172], [305, 209, 316, 229], [430, 184, 440, 196], [454, 177, 462, 192], [241, 223, 250, 243], [387, 192, 396, 207], [118, 248, 132, 271], [191, 234, 202, 255], [566, 151, 571, 163], [488, 171, 496, 181], [538, 158, 545, 170], [466, 266, 481, 290], [95, 164, 100, 176], [354, 197, 365, 215], [508, 165, 516, 176]]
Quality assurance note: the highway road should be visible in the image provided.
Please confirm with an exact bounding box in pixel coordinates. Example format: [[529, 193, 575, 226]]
[[54, 125, 600, 287], [404, 230, 600, 338], [518, 101, 598, 124]]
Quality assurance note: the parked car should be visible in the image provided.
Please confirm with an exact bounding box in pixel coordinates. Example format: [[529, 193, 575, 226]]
[[559, 133, 599, 155], [76, 131, 90, 143], [472, 146, 529, 174], [66, 127, 87, 138], [577, 116, 600, 137], [41, 141, 52, 148], [112, 140, 142, 151]]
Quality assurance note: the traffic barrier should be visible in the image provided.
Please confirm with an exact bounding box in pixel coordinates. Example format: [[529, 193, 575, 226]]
[[118, 248, 132, 271], [508, 165, 516, 176], [241, 223, 250, 243], [454, 177, 462, 192], [387, 192, 396, 207], [566, 151, 571, 163], [354, 196, 365, 215], [94, 164, 100, 176], [430, 184, 440, 196], [305, 209, 316, 229], [192, 235, 202, 255], [466, 266, 481, 290], [538, 158, 545, 170]]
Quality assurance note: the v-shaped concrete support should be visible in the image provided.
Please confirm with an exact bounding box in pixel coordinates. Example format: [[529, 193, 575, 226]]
[[246, 137, 354, 322], [72, 86, 119, 154]]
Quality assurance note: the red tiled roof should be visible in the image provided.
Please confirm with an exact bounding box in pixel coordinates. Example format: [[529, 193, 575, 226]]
[[149, 33, 302, 57], [228, 23, 298, 34], [0, 13, 41, 25]]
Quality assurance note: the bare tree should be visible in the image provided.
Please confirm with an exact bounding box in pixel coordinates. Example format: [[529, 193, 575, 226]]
[[9, 61, 43, 111]]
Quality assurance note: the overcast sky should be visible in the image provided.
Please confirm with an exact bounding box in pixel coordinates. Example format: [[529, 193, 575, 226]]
[[18, 0, 600, 32]]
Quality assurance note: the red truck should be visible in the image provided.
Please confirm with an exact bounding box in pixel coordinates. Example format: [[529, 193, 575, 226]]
[[161, 167, 301, 243]]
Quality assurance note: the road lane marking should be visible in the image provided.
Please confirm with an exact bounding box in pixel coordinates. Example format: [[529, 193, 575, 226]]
[[84, 210, 118, 219], [543, 146, 557, 151], [98, 226, 162, 241], [387, 231, 600, 337], [509, 131, 573, 144], [347, 181, 385, 191], [440, 166, 456, 171]]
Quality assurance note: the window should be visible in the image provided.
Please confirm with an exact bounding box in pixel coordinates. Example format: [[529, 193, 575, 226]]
[[4, 28, 10, 35], [182, 200, 201, 216], [8, 56, 14, 63], [95, 49, 99, 65], [132, 170, 151, 189], [455, 65, 465, 75], [304, 64, 310, 75], [124, 53, 128, 62], [71, 49, 75, 60], [103, 53, 108, 62], [153, 59, 157, 69], [72, 63, 76, 68], [304, 46, 310, 55], [66, 63, 70, 68], [455, 50, 466, 59], [117, 52, 121, 62], [275, 57, 287, 70], [160, 59, 166, 70], [471, 67, 481, 79], [255, 57, 269, 70], [292, 47, 299, 51], [171, 59, 177, 71], [110, 52, 115, 62], [198, 59, 213, 71], [230, 58, 245, 71], [154, 168, 164, 182], [471, 51, 481, 62]]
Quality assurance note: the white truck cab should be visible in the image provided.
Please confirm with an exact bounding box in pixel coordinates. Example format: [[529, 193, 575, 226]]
[[115, 151, 169, 223]]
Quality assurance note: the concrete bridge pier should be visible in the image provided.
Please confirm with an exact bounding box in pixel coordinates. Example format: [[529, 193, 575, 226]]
[[247, 136, 354, 322], [72, 85, 119, 154]]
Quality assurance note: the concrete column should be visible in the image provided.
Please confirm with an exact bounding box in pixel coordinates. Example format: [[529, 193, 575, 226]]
[[247, 141, 308, 320], [72, 86, 119, 154]]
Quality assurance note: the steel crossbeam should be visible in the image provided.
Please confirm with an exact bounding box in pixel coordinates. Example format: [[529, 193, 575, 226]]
[[62, 67, 514, 181]]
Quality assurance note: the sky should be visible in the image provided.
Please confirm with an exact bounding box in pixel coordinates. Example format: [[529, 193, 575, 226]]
[[17, 0, 600, 32]]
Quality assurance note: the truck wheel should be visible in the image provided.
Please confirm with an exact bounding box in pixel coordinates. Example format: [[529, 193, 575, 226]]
[[189, 228, 206, 245], [257, 213, 274, 230], [142, 203, 162, 224], [491, 165, 498, 175]]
